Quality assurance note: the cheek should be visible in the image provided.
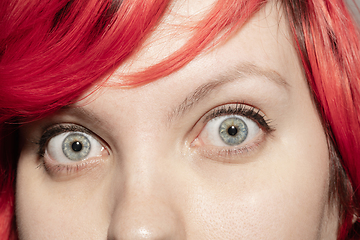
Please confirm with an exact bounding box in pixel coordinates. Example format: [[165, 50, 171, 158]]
[[15, 149, 112, 239], [186, 156, 330, 239], [185, 115, 331, 239]]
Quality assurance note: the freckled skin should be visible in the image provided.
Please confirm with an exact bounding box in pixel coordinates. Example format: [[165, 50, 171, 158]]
[[16, 1, 338, 239]]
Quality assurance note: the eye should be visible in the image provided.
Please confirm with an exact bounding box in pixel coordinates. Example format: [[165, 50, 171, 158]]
[[191, 104, 274, 158], [36, 124, 109, 177], [198, 115, 260, 147], [46, 131, 105, 163], [205, 115, 260, 147]]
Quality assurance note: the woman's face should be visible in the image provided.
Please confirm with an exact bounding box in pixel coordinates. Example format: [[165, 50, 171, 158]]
[[16, 1, 338, 239]]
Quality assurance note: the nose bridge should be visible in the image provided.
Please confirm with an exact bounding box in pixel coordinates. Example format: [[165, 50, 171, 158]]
[[107, 150, 187, 240]]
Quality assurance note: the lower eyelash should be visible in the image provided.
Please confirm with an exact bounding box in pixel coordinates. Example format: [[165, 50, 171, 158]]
[[46, 164, 79, 175], [196, 132, 266, 160], [38, 157, 95, 176], [36, 159, 77, 175]]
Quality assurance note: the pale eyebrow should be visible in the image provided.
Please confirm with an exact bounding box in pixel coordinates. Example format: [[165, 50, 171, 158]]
[[168, 62, 289, 121], [58, 106, 105, 130]]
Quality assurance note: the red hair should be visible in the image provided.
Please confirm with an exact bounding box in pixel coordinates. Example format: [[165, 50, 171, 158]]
[[283, 0, 360, 238], [0, 0, 359, 239]]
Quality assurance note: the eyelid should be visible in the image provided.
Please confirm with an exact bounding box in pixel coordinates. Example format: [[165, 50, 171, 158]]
[[46, 132, 104, 163], [38, 124, 97, 156], [193, 135, 265, 161], [37, 123, 110, 177], [190, 103, 274, 161], [201, 103, 273, 131]]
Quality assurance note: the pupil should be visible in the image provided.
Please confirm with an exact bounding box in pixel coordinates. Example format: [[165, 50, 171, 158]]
[[227, 126, 238, 136], [72, 141, 83, 152]]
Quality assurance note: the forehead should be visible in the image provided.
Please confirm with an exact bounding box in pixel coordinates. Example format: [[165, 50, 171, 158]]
[[78, 1, 304, 133], [110, 1, 293, 79]]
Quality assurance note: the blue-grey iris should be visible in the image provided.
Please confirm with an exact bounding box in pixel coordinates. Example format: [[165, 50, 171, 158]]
[[62, 133, 91, 161], [219, 117, 248, 145]]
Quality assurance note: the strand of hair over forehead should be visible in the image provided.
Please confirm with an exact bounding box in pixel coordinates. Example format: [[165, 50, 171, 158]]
[[0, 0, 167, 121], [0, 0, 265, 122], [283, 0, 360, 238]]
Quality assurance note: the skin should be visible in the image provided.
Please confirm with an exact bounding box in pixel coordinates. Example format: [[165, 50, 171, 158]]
[[16, 1, 338, 239]]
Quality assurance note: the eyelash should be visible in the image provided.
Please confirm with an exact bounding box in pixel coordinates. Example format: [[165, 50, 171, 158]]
[[193, 103, 274, 158], [36, 124, 104, 175], [37, 124, 91, 157], [35, 104, 273, 174], [204, 103, 273, 131]]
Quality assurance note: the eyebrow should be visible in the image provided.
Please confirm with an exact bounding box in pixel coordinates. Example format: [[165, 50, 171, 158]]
[[62, 62, 287, 127], [168, 62, 289, 121], [59, 106, 105, 131]]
